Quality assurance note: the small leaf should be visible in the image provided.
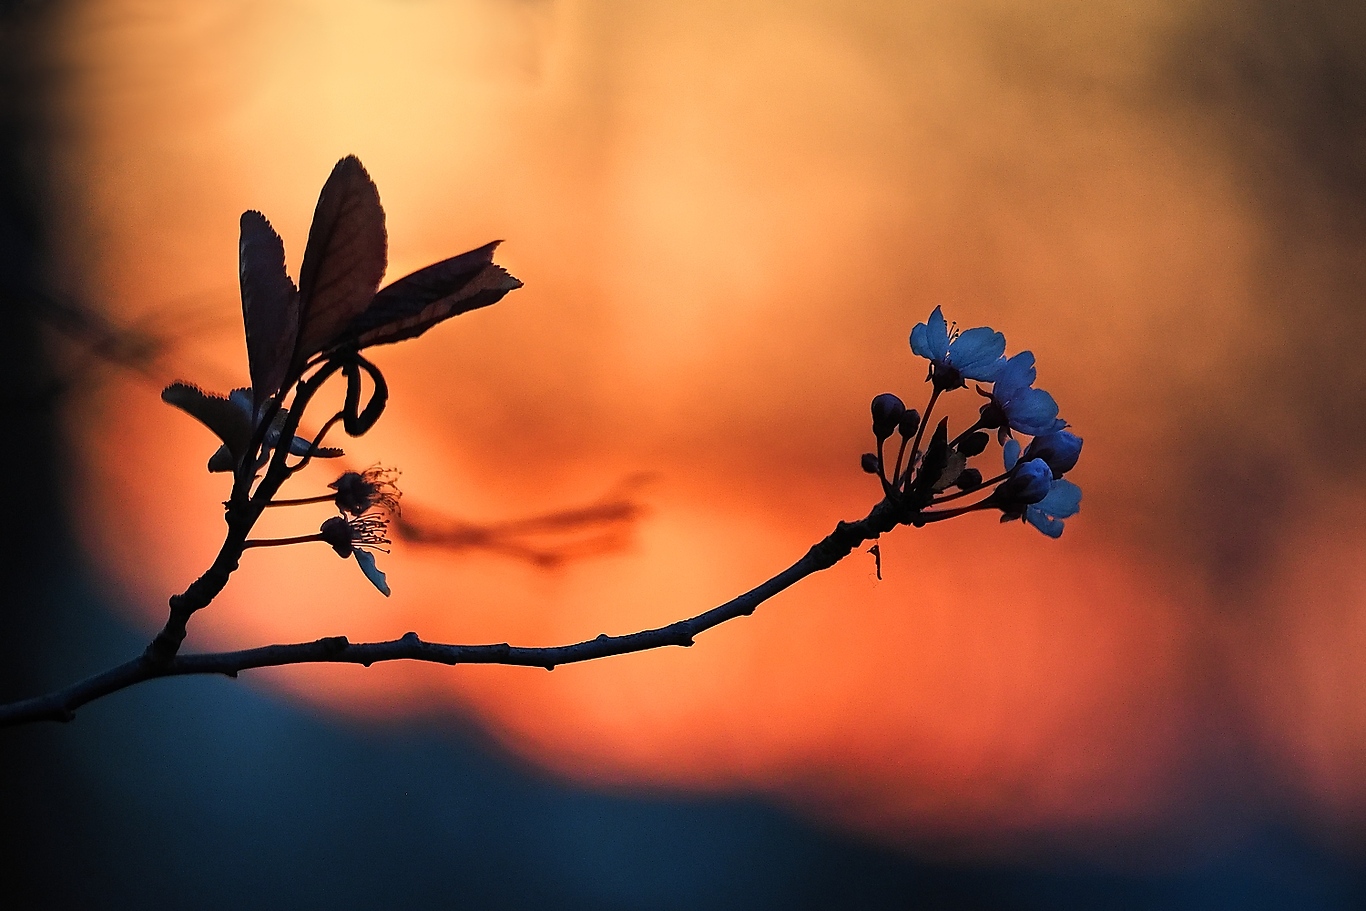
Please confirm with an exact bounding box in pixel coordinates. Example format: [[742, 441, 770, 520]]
[[239, 211, 300, 411], [162, 382, 253, 463], [353, 549, 390, 596], [336, 241, 521, 350], [911, 417, 950, 502], [931, 451, 967, 492], [295, 156, 388, 360]]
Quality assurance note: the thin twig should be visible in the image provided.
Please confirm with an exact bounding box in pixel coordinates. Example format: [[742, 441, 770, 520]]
[[0, 499, 900, 727]]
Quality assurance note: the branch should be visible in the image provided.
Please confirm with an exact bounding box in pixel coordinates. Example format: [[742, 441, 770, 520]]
[[0, 499, 900, 728]]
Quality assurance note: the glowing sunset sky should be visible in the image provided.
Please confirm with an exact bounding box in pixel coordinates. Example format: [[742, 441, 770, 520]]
[[47, 0, 1366, 848]]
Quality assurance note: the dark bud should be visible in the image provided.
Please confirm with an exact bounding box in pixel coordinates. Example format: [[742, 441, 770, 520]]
[[897, 408, 921, 439], [331, 471, 376, 514], [955, 468, 983, 491], [871, 393, 905, 441], [319, 516, 355, 557], [957, 431, 989, 456], [860, 452, 881, 474], [995, 458, 1052, 507]]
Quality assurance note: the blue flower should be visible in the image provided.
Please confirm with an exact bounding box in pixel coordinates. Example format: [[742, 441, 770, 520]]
[[1002, 439, 1082, 537], [978, 351, 1065, 440], [909, 306, 1006, 390], [1022, 429, 1083, 479]]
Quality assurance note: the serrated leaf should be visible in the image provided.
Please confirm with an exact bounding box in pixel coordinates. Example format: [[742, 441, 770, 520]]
[[239, 210, 300, 410], [286, 435, 344, 459], [335, 241, 521, 351], [353, 549, 390, 596], [162, 382, 253, 461], [294, 156, 387, 360]]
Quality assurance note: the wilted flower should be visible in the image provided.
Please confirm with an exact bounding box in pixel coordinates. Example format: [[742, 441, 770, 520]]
[[330, 467, 401, 516], [909, 306, 1006, 390], [976, 351, 1065, 441], [319, 514, 391, 596]]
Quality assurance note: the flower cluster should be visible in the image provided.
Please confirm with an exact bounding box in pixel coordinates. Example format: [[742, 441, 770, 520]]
[[863, 306, 1083, 538]]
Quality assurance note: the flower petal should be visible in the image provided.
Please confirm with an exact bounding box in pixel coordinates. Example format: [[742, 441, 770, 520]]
[[1006, 387, 1061, 435], [1036, 479, 1083, 518], [1025, 510, 1066, 538], [353, 549, 391, 597], [1003, 438, 1021, 470], [993, 350, 1036, 399], [946, 327, 1006, 379], [909, 322, 932, 359], [910, 307, 950, 361]]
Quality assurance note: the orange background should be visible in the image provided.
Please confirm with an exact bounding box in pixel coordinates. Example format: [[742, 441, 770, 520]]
[[45, 0, 1366, 851]]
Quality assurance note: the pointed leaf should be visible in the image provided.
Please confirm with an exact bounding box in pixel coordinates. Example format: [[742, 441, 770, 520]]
[[911, 418, 950, 503], [162, 382, 253, 460], [239, 211, 300, 411], [353, 549, 391, 596], [336, 241, 521, 350], [295, 156, 387, 359]]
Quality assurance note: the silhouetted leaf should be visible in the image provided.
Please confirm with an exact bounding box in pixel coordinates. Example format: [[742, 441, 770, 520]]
[[162, 382, 253, 462], [911, 418, 951, 503], [294, 156, 387, 360], [239, 211, 299, 410], [334, 241, 520, 350]]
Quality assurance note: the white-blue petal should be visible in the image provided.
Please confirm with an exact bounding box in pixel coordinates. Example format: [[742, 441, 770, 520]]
[[1007, 388, 1061, 434], [1003, 438, 1021, 470], [1036, 479, 1083, 517], [910, 323, 933, 359], [925, 307, 950, 361], [1025, 510, 1065, 538], [354, 549, 391, 596], [948, 328, 1007, 379], [993, 351, 1036, 399]]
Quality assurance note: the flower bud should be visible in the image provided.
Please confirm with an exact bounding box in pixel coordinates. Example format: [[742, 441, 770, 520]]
[[1022, 430, 1083, 479], [897, 408, 921, 439], [957, 431, 989, 457], [870, 393, 905, 441], [860, 452, 881, 474], [997, 458, 1052, 506], [955, 468, 983, 491]]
